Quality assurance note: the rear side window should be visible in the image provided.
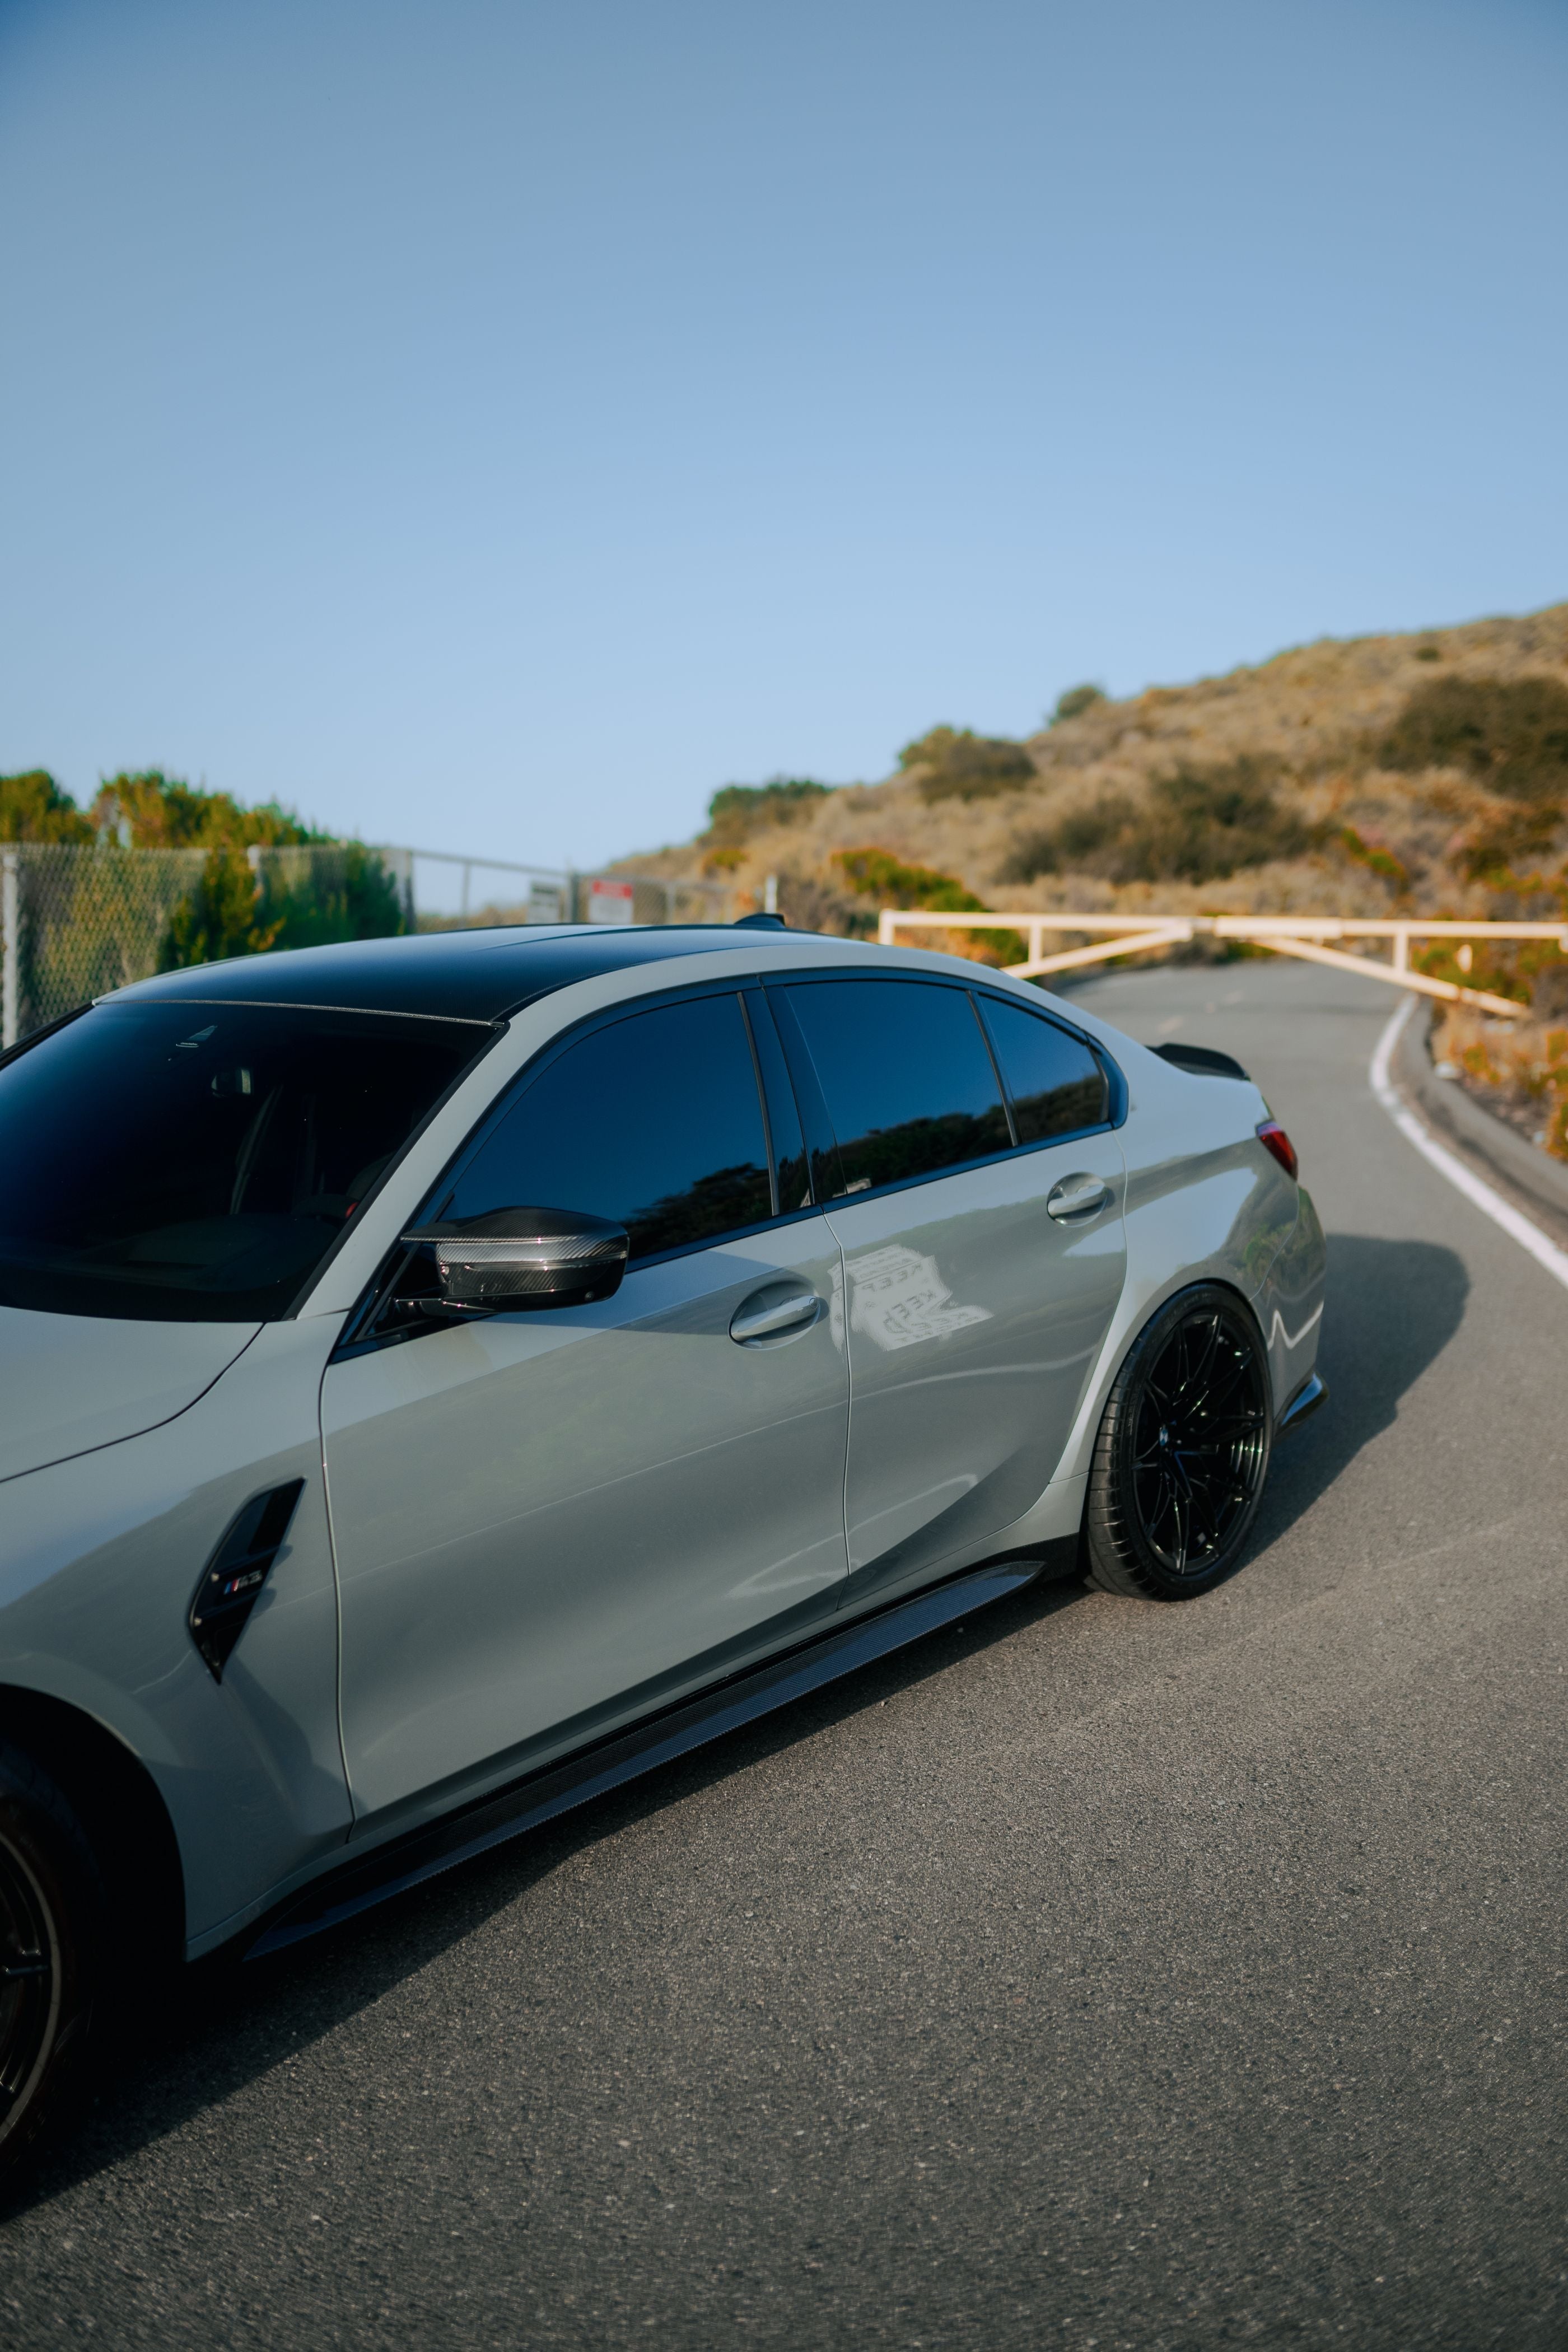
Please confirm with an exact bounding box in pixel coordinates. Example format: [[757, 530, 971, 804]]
[[978, 997, 1108, 1143], [777, 978, 1009, 1194], [438, 993, 772, 1261]]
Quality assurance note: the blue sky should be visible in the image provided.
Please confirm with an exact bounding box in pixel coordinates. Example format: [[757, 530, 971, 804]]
[[2, 0, 1565, 874]]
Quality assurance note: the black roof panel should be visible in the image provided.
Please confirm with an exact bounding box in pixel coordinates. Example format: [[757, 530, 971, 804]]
[[109, 925, 839, 1025]]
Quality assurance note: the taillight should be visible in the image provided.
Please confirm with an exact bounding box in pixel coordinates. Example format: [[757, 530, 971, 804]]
[[1256, 1120, 1298, 1180]]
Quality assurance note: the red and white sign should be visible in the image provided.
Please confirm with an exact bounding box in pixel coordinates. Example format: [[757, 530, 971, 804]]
[[586, 879, 636, 925]]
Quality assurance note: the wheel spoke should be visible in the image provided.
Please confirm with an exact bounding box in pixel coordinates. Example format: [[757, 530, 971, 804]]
[[1200, 1409, 1264, 1439], [1188, 1354, 1248, 1427], [1170, 1317, 1220, 1413], [1181, 1337, 1248, 1428], [1140, 1468, 1180, 1552], [1186, 1477, 1220, 1553], [1168, 1489, 1188, 1572]]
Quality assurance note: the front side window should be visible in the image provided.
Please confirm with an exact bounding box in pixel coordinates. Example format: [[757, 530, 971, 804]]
[[436, 992, 772, 1261], [978, 997, 1108, 1142], [777, 978, 1010, 1196], [0, 1002, 485, 1321]]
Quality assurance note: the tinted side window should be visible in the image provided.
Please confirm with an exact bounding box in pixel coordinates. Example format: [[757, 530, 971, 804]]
[[441, 994, 772, 1261], [778, 979, 1009, 1194], [979, 997, 1107, 1144]]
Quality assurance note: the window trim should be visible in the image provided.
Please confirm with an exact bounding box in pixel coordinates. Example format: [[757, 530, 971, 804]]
[[740, 987, 814, 1224]]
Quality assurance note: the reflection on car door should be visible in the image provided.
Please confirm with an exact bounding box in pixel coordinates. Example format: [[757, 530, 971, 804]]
[[322, 991, 848, 1825], [772, 978, 1126, 1597]]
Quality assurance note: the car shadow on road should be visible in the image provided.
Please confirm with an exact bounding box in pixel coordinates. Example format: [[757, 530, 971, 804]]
[[1250, 1230, 1468, 1548], [5, 1233, 1466, 2219], [4, 1572, 1083, 2220]]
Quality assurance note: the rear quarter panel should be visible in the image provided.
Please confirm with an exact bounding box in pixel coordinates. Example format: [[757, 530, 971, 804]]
[[912, 1000, 1320, 1565]]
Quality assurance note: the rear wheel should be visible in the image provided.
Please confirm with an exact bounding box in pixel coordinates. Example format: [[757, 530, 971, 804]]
[[1085, 1285, 1271, 1600], [0, 1742, 104, 2185]]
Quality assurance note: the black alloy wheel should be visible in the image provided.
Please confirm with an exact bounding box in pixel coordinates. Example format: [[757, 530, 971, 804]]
[[1085, 1285, 1272, 1600], [0, 1742, 102, 2185]]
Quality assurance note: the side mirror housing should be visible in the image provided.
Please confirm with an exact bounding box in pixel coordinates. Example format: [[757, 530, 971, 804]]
[[402, 1206, 629, 1313]]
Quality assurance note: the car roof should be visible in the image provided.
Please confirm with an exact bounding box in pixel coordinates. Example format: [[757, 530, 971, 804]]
[[106, 923, 870, 1025]]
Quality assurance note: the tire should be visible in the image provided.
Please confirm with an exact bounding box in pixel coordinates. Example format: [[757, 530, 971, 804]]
[[1085, 1284, 1272, 1601], [0, 1740, 105, 2186]]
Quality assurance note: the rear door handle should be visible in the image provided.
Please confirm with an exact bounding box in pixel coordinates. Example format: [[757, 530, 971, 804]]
[[1046, 1174, 1110, 1221], [729, 1285, 823, 1344]]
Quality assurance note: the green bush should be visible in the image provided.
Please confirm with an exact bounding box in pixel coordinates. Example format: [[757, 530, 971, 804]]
[[833, 847, 984, 911], [1002, 757, 1311, 885], [897, 726, 1034, 803], [1379, 676, 1568, 802], [1338, 826, 1410, 894], [158, 842, 408, 972], [160, 848, 284, 968], [832, 848, 1024, 964], [1049, 684, 1107, 725], [705, 778, 829, 842]]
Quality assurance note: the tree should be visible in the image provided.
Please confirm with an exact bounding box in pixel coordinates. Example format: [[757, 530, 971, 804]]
[[0, 772, 92, 842], [91, 771, 327, 848]]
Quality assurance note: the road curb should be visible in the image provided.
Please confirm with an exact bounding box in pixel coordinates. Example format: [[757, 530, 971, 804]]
[[1390, 1001, 1568, 1253]]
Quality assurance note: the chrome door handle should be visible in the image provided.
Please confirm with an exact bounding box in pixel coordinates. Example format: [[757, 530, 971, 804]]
[[729, 1286, 823, 1344], [1046, 1175, 1110, 1221]]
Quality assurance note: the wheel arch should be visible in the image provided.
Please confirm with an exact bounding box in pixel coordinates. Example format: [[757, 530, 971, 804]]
[[1101, 1268, 1270, 1415], [0, 1685, 185, 1966]]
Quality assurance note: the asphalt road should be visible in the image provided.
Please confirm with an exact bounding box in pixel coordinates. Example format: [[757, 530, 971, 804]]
[[4, 962, 1567, 2350]]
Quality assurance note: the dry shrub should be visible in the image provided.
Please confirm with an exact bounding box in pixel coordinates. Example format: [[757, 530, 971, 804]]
[[1439, 1009, 1568, 1160], [1380, 675, 1568, 802], [1002, 756, 1312, 885], [898, 727, 1035, 804]]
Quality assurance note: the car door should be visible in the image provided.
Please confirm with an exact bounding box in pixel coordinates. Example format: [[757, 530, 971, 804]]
[[768, 975, 1126, 1595], [322, 984, 849, 1824]]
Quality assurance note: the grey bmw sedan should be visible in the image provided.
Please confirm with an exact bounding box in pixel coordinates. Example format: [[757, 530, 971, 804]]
[[0, 916, 1324, 2172]]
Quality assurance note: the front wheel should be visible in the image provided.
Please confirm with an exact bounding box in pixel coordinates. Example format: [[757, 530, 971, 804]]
[[1085, 1285, 1272, 1600], [0, 1742, 104, 2185]]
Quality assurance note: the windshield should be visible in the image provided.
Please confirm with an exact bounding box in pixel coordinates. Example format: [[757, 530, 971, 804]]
[[0, 1002, 489, 1322]]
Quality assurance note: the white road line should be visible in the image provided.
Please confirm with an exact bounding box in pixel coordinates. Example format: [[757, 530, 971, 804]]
[[1370, 994, 1568, 1294]]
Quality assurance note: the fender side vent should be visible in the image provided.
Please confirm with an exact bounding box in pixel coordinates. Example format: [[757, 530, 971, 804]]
[[188, 1480, 305, 1682]]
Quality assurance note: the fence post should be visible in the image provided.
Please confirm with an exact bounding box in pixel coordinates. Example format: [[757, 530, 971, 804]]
[[1, 848, 17, 1049]]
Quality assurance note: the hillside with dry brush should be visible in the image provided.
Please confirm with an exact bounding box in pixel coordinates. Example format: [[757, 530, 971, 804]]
[[618, 602, 1568, 1156]]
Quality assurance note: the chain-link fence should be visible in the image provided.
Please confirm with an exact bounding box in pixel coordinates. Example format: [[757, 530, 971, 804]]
[[0, 843, 418, 1044], [0, 842, 734, 1047], [395, 847, 732, 934]]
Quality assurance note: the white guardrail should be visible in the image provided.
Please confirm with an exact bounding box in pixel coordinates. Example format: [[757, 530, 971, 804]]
[[875, 909, 1568, 1021]]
